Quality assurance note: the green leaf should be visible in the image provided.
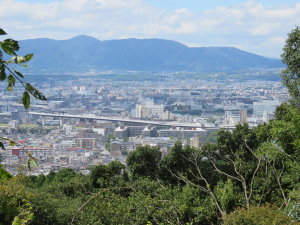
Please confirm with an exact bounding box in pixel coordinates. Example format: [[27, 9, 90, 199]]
[[31, 159, 37, 169], [27, 158, 31, 171], [25, 83, 47, 101], [24, 54, 33, 62], [0, 63, 6, 81], [9, 140, 15, 146], [0, 29, 7, 35], [13, 69, 24, 78], [22, 91, 30, 109], [11, 54, 33, 64], [0, 142, 4, 150], [22, 64, 28, 68], [0, 39, 19, 56], [7, 74, 15, 92]]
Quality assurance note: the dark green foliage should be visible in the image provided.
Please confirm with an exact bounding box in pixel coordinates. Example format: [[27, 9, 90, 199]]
[[0, 166, 12, 180], [34, 173, 46, 187], [213, 108, 225, 115], [90, 160, 125, 188], [281, 26, 300, 102], [206, 132, 218, 143], [44, 170, 56, 184], [53, 168, 77, 183], [126, 145, 161, 179]]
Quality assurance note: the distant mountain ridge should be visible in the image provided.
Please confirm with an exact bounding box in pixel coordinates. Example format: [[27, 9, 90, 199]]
[[15, 36, 283, 73]]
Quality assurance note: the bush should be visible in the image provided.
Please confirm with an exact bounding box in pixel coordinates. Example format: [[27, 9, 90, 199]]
[[223, 205, 299, 225]]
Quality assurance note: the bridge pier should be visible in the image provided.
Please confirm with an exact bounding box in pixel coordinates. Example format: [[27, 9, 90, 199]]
[[41, 116, 46, 126], [86, 119, 96, 128], [79, 118, 86, 127], [30, 114, 38, 123], [60, 118, 65, 127]]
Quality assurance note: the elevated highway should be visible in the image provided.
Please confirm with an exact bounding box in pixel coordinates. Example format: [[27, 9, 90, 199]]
[[28, 112, 207, 129]]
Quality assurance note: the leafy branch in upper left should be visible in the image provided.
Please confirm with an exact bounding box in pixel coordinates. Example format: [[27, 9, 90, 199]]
[[0, 28, 47, 170]]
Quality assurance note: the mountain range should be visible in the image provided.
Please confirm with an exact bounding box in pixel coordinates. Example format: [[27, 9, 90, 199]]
[[15, 35, 283, 73]]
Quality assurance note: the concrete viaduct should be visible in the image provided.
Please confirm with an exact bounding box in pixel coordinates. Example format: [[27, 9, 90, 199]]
[[28, 112, 205, 129]]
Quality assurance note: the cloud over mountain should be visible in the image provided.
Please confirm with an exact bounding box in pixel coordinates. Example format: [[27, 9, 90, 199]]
[[0, 0, 299, 57]]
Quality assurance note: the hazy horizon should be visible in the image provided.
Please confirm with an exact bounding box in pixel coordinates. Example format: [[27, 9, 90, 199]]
[[1, 0, 300, 58]]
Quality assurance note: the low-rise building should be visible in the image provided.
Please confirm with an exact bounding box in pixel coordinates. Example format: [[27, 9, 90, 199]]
[[158, 128, 208, 139]]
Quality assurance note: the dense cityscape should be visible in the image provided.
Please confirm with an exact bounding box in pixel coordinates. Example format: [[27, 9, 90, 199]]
[[0, 70, 288, 175]]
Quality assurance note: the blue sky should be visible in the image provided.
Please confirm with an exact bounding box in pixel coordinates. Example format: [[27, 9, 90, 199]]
[[1, 0, 300, 57], [149, 0, 299, 12], [16, 0, 300, 12]]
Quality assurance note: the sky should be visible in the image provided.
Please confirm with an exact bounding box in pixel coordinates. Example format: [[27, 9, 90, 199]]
[[1, 0, 300, 58]]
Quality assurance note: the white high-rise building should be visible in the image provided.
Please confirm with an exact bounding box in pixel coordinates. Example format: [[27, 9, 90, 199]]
[[136, 99, 164, 118], [263, 111, 275, 123], [146, 100, 164, 116], [161, 111, 173, 120]]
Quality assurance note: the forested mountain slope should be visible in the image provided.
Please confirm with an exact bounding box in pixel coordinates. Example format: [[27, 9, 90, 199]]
[[16, 36, 283, 73]]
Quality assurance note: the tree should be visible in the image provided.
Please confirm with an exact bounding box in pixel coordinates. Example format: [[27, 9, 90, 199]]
[[159, 141, 227, 217], [90, 160, 125, 188], [34, 173, 46, 188], [126, 145, 161, 180], [206, 132, 218, 143], [105, 134, 115, 151], [159, 122, 298, 221], [0, 161, 12, 180], [123, 136, 129, 142], [53, 168, 77, 183], [281, 26, 300, 102], [0, 173, 35, 224]]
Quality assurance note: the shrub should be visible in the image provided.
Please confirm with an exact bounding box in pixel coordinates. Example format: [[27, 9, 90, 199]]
[[223, 204, 299, 225]]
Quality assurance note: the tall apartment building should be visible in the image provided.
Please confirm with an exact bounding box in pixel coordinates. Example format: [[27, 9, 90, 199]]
[[74, 138, 97, 149], [190, 136, 200, 148], [76, 129, 98, 149], [240, 109, 247, 123], [11, 147, 53, 164]]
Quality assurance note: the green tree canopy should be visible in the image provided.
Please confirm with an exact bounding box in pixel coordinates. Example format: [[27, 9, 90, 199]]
[[281, 26, 300, 102], [126, 145, 161, 180]]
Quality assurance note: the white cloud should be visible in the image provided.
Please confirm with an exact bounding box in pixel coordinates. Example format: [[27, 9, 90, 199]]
[[0, 0, 300, 57]]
